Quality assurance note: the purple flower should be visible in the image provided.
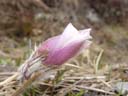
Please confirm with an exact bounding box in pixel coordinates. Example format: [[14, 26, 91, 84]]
[[38, 23, 92, 65]]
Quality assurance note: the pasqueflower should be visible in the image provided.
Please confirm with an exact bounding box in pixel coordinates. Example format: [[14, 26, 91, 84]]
[[38, 23, 92, 65]]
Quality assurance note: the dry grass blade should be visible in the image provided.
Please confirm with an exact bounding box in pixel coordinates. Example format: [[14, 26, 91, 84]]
[[57, 77, 85, 95], [0, 72, 16, 76], [94, 49, 104, 74], [33, 0, 51, 12], [0, 73, 19, 86], [99, 79, 113, 89], [76, 85, 115, 95], [64, 75, 106, 80], [65, 63, 82, 69]]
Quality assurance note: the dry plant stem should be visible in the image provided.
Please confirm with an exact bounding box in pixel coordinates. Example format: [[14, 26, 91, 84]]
[[0, 72, 19, 86], [12, 71, 41, 96]]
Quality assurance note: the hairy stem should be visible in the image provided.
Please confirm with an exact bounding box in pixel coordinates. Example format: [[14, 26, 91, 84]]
[[12, 72, 41, 96]]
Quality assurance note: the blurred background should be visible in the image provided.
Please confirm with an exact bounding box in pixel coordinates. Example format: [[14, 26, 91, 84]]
[[0, 0, 128, 71]]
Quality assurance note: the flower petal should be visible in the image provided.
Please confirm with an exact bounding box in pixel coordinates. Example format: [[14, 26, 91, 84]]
[[38, 35, 60, 52], [56, 23, 79, 48], [79, 28, 92, 39], [64, 28, 92, 47], [43, 40, 85, 65], [62, 23, 79, 37]]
